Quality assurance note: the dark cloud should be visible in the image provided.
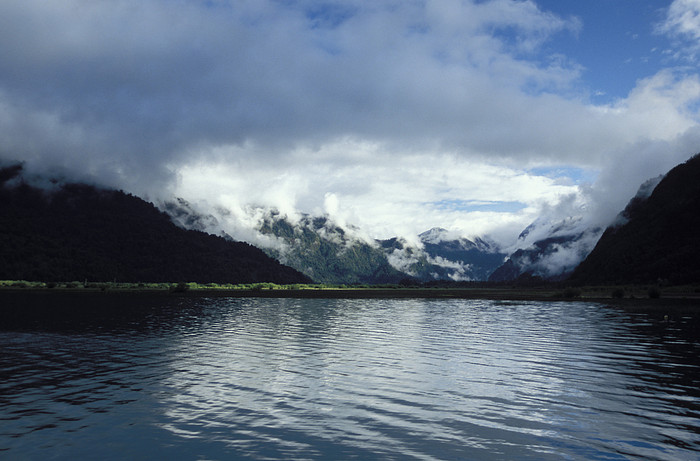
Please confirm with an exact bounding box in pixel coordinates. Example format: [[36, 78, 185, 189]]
[[0, 1, 585, 185]]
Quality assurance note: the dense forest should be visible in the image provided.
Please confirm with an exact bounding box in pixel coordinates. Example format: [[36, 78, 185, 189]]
[[570, 153, 700, 285], [0, 165, 310, 284]]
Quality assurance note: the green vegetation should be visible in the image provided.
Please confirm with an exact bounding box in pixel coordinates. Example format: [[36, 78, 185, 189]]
[[0, 279, 382, 292], [2, 280, 697, 303]]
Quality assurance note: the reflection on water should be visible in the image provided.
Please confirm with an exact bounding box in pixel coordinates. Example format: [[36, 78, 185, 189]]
[[1, 293, 699, 460]]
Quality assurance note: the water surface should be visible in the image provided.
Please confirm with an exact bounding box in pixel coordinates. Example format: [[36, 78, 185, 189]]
[[1, 293, 699, 460]]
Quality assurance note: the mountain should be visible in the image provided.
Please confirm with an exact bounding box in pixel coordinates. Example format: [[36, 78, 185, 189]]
[[488, 218, 602, 282], [0, 165, 310, 284], [163, 200, 409, 285], [260, 220, 506, 284], [570, 154, 700, 285], [379, 228, 506, 282], [162, 200, 506, 284], [257, 212, 407, 285]]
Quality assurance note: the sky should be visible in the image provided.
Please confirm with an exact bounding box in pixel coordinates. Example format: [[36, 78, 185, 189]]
[[1, 0, 700, 247]]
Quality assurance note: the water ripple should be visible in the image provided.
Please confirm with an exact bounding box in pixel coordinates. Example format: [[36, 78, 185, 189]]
[[1, 295, 699, 460]]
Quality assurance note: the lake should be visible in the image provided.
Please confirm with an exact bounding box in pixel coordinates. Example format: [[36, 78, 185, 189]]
[[1, 293, 699, 460]]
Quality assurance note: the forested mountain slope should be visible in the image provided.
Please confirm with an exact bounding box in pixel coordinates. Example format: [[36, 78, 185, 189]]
[[258, 213, 407, 284], [0, 165, 310, 284]]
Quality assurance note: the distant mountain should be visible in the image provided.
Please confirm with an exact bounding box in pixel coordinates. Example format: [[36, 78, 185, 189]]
[[257, 212, 407, 285], [379, 228, 506, 282], [570, 154, 700, 285], [0, 165, 310, 284], [162, 200, 409, 284], [162, 200, 506, 284], [488, 217, 602, 282]]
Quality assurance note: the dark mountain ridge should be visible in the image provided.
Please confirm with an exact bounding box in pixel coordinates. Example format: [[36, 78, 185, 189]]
[[0, 165, 310, 284], [570, 153, 700, 285]]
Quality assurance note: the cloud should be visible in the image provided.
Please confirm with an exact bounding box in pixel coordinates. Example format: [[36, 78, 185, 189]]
[[0, 1, 584, 179], [0, 0, 699, 248], [662, 0, 700, 38], [532, 228, 602, 278], [172, 142, 584, 245], [657, 0, 700, 61]]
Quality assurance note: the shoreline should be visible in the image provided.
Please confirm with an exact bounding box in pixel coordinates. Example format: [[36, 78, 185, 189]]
[[2, 285, 699, 308]]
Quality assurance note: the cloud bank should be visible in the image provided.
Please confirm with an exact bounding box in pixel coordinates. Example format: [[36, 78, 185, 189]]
[[1, 0, 699, 246]]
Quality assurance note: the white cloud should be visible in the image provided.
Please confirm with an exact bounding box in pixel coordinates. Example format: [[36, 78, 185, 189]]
[[657, 0, 700, 62], [660, 0, 700, 42], [0, 0, 699, 249], [171, 141, 584, 245]]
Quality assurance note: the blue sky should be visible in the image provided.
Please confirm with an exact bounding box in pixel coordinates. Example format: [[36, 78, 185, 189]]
[[536, 1, 674, 102], [1, 0, 699, 246]]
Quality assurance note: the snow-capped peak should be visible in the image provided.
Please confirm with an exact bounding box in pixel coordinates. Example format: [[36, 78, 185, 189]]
[[418, 227, 451, 244]]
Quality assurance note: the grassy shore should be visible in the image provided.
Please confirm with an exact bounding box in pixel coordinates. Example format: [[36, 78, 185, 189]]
[[2, 280, 699, 305]]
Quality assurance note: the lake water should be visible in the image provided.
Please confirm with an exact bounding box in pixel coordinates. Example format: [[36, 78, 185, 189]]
[[1, 293, 699, 460]]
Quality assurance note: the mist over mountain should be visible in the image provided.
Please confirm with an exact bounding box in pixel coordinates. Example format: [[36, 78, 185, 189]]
[[160, 154, 700, 286], [488, 216, 603, 282], [0, 165, 309, 284], [2, 1, 700, 292], [5, 148, 700, 287], [163, 200, 507, 283], [259, 213, 411, 285], [379, 228, 506, 282], [162, 199, 402, 284], [570, 153, 700, 285]]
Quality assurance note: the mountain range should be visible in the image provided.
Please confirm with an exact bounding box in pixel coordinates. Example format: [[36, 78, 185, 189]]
[[161, 152, 700, 286], [378, 228, 505, 282], [163, 202, 506, 284], [257, 212, 406, 285], [2, 152, 699, 286]]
